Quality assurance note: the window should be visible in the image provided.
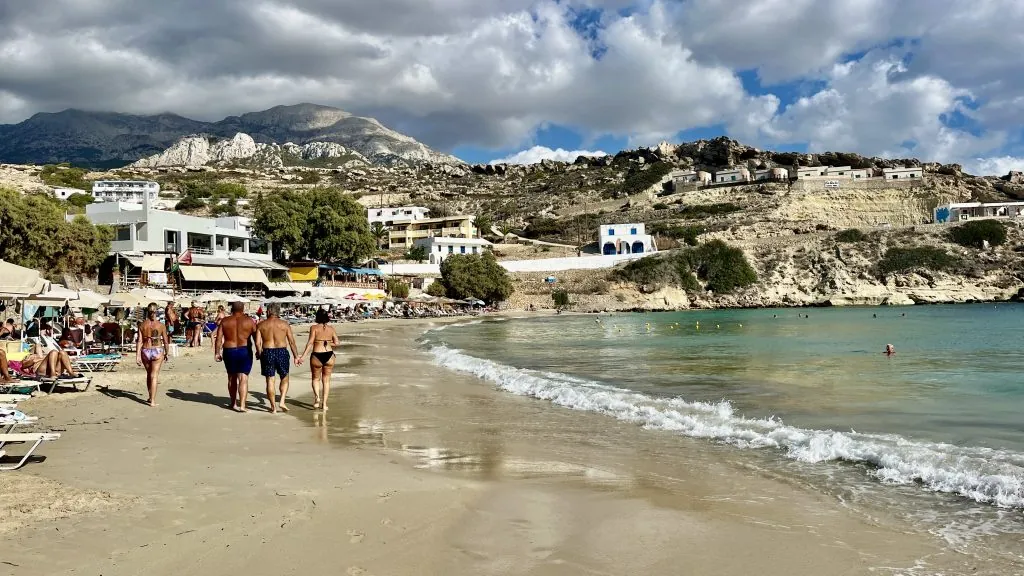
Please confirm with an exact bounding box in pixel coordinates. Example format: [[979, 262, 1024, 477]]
[[472, 247, 478, 254], [437, 246, 442, 252], [910, 174, 917, 178], [460, 246, 466, 254], [448, 246, 454, 254], [608, 228, 615, 236], [630, 228, 637, 235], [854, 174, 861, 179], [114, 226, 131, 241], [892, 175, 898, 179], [731, 175, 736, 181]]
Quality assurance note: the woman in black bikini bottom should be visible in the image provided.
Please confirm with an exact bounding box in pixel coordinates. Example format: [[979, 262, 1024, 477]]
[[299, 308, 339, 410]]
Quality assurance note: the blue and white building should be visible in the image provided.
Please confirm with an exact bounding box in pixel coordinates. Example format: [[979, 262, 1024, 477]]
[[599, 223, 657, 256]]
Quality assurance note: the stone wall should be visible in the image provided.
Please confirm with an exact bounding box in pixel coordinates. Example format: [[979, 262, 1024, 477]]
[[790, 177, 921, 192]]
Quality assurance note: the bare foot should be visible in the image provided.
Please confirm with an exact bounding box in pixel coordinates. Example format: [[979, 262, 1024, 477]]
[[148, 401, 159, 407], [313, 399, 321, 409], [269, 405, 278, 414], [278, 404, 289, 412], [321, 404, 329, 412]]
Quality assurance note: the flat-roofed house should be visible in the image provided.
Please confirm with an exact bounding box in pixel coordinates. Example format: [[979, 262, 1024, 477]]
[[882, 166, 924, 180], [714, 167, 750, 183]]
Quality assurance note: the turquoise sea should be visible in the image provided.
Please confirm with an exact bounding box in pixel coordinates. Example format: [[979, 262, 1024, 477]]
[[422, 304, 1024, 545]]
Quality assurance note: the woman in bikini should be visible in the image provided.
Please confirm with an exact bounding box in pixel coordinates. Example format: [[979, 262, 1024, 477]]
[[19, 344, 79, 379], [298, 308, 338, 411], [136, 303, 170, 407]]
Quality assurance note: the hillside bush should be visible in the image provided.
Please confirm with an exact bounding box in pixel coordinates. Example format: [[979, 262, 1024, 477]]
[[649, 223, 705, 246], [677, 203, 741, 219], [835, 228, 867, 243], [385, 278, 410, 299], [175, 196, 206, 211], [434, 251, 513, 303], [613, 239, 756, 294], [552, 289, 570, 308], [40, 164, 90, 190], [947, 220, 1007, 249], [877, 247, 960, 276], [653, 202, 670, 210], [620, 162, 673, 196], [425, 281, 447, 297]]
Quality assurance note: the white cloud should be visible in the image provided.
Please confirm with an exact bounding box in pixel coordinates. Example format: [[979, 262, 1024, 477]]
[[963, 157, 1024, 177], [0, 0, 1022, 167], [489, 146, 607, 165]]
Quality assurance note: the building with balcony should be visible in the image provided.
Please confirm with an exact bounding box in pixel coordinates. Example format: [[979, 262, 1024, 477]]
[[599, 223, 657, 256], [81, 199, 286, 292], [91, 180, 160, 203], [367, 206, 431, 227], [386, 215, 476, 250], [414, 237, 492, 264]]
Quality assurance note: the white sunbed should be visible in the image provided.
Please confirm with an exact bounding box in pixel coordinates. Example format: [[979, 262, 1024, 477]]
[[0, 432, 61, 471], [0, 394, 30, 404], [72, 354, 122, 373], [0, 408, 38, 434]]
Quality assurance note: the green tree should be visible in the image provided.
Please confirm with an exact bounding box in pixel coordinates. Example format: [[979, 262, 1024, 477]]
[[404, 245, 428, 263], [66, 193, 95, 208], [385, 278, 410, 299], [552, 289, 570, 308], [0, 188, 111, 277], [370, 222, 390, 249], [175, 196, 206, 211], [947, 220, 1007, 249], [475, 214, 493, 238], [425, 280, 448, 297], [252, 188, 376, 265], [614, 239, 757, 294], [40, 164, 90, 190], [436, 251, 513, 303]]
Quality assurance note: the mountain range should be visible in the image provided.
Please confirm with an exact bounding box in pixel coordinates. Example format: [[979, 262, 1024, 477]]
[[0, 103, 461, 168]]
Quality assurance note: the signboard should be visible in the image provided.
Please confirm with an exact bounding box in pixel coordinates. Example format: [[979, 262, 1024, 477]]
[[148, 272, 168, 285], [824, 180, 840, 189]]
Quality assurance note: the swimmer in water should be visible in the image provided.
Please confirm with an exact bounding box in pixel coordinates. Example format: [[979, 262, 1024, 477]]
[[884, 344, 895, 357]]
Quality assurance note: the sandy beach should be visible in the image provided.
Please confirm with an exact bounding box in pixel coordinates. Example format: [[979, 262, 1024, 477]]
[[0, 315, 1004, 575]]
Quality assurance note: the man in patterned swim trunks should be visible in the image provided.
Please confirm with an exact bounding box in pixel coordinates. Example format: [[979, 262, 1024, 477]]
[[254, 302, 300, 413]]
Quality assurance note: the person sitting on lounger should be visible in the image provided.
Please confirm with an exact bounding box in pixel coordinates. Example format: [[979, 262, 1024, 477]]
[[19, 345, 81, 379], [0, 348, 17, 383]]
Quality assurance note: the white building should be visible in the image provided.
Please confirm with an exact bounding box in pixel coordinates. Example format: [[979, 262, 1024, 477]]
[[414, 237, 493, 264], [882, 166, 923, 180], [367, 206, 431, 227], [793, 165, 873, 179], [752, 168, 789, 181], [670, 169, 712, 187], [793, 166, 827, 179], [714, 167, 750, 183], [599, 223, 657, 256], [51, 187, 82, 200], [91, 180, 160, 203], [933, 201, 1024, 223]]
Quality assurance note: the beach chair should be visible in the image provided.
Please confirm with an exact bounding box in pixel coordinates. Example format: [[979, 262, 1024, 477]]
[[0, 407, 37, 434], [0, 432, 60, 470], [0, 380, 41, 395], [73, 353, 122, 373], [0, 394, 30, 406]]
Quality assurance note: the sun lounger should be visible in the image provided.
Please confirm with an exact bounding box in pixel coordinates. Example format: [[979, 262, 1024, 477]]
[[0, 394, 30, 405], [0, 408, 38, 434], [73, 353, 122, 373], [0, 432, 60, 470], [39, 374, 92, 393]]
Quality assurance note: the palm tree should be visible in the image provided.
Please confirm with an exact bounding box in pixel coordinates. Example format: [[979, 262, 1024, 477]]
[[370, 222, 389, 250]]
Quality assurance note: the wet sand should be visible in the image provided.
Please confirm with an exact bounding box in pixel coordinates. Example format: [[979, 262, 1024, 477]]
[[0, 316, 1005, 575]]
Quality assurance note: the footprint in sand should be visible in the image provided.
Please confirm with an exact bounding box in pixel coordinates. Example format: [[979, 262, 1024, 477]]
[[376, 490, 396, 503], [346, 567, 368, 576], [346, 529, 365, 544]]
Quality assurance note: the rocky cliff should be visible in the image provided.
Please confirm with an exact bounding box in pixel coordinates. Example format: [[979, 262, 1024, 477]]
[[0, 103, 461, 168], [131, 132, 371, 169]]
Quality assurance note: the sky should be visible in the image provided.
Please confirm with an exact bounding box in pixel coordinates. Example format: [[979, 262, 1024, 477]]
[[1, 0, 1023, 174]]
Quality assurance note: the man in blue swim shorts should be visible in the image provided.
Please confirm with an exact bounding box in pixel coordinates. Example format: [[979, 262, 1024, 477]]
[[214, 301, 257, 412], [255, 303, 300, 413]]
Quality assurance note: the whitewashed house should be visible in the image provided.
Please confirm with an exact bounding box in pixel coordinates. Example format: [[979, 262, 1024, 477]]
[[599, 223, 657, 256], [51, 187, 81, 200], [414, 237, 492, 264], [714, 167, 750, 183], [670, 169, 712, 187], [882, 166, 923, 180], [793, 166, 827, 179], [367, 206, 431, 227]]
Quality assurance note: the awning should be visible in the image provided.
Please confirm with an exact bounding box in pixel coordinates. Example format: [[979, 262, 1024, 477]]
[[224, 267, 268, 284], [191, 255, 288, 270], [265, 282, 313, 294], [141, 255, 167, 272], [179, 265, 231, 282], [0, 260, 48, 298], [124, 256, 144, 268]]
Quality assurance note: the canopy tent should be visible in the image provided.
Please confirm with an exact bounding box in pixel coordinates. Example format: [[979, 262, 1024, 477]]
[[25, 284, 80, 306], [198, 291, 249, 304], [74, 289, 110, 309], [108, 292, 147, 308], [130, 287, 174, 304], [0, 260, 48, 298], [179, 265, 231, 283]]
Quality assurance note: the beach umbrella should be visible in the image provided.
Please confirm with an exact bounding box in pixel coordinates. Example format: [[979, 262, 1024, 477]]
[[0, 260, 48, 298], [108, 292, 144, 308], [174, 295, 193, 306], [25, 284, 80, 306], [74, 289, 109, 309], [130, 287, 174, 303], [198, 291, 233, 303]]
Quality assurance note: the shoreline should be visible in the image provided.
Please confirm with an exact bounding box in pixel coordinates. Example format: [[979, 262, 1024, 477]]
[[0, 314, 1013, 575]]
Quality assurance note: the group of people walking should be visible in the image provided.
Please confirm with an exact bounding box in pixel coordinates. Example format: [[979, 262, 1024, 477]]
[[136, 301, 338, 411]]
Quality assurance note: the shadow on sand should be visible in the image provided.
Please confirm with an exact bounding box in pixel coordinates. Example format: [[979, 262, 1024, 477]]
[[97, 385, 151, 406]]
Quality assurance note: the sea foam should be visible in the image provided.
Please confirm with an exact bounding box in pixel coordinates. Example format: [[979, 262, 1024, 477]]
[[429, 345, 1024, 509]]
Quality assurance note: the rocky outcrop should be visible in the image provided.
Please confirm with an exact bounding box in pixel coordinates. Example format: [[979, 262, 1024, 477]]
[[131, 132, 374, 168]]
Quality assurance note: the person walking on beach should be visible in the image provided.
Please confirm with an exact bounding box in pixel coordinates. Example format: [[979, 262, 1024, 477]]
[[298, 308, 338, 411], [187, 302, 204, 347], [215, 302, 256, 412], [255, 303, 300, 413], [136, 303, 170, 407], [164, 302, 179, 340]]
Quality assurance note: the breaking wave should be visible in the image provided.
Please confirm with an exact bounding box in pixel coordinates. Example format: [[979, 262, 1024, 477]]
[[429, 344, 1024, 509]]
